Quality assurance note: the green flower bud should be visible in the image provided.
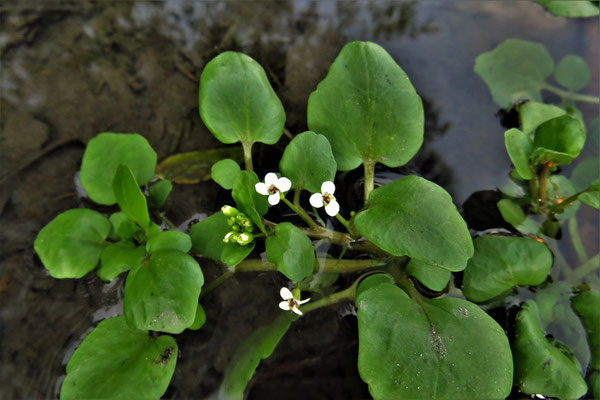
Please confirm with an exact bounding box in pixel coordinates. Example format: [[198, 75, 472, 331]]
[[231, 224, 241, 232], [227, 217, 237, 227], [223, 232, 234, 243], [221, 205, 239, 217], [244, 225, 254, 233], [237, 232, 254, 246], [292, 287, 301, 300]]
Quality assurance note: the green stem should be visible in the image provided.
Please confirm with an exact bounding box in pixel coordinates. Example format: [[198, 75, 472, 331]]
[[280, 195, 319, 229], [538, 162, 551, 206], [293, 189, 301, 207], [571, 254, 600, 282], [154, 211, 177, 230], [529, 172, 538, 201], [541, 83, 600, 104], [236, 258, 386, 274], [363, 160, 375, 207], [568, 217, 588, 265], [302, 226, 355, 247], [335, 214, 357, 237], [198, 269, 234, 300], [548, 190, 587, 215], [300, 283, 356, 314], [242, 141, 254, 171]]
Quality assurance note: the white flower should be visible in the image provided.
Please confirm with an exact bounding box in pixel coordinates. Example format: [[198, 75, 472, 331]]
[[278, 287, 310, 316], [255, 172, 292, 206], [309, 181, 340, 216]]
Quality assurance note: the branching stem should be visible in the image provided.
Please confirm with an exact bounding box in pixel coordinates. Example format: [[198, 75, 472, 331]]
[[541, 83, 600, 104]]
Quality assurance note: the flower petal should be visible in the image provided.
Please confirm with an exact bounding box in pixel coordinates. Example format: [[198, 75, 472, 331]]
[[297, 298, 311, 305], [324, 199, 340, 216], [277, 177, 292, 192], [280, 287, 293, 300], [321, 181, 336, 195], [255, 182, 269, 195], [264, 172, 278, 186], [279, 301, 290, 311], [292, 306, 303, 316], [309, 193, 324, 208], [268, 193, 280, 205]]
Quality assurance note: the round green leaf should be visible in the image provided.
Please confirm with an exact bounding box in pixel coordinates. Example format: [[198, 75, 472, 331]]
[[266, 222, 315, 282], [146, 230, 192, 254], [513, 301, 588, 399], [519, 101, 566, 136], [148, 180, 172, 209], [61, 316, 177, 400], [531, 115, 586, 165], [496, 199, 541, 235], [113, 164, 150, 228], [211, 158, 241, 190], [571, 291, 600, 371], [307, 41, 424, 171], [80, 133, 157, 205], [407, 259, 451, 292], [98, 241, 146, 281], [356, 281, 513, 399], [124, 250, 204, 334], [462, 235, 553, 303], [554, 55, 591, 91], [188, 303, 206, 331], [189, 212, 254, 267], [354, 176, 473, 271], [579, 179, 600, 209], [34, 208, 111, 279], [232, 171, 268, 233], [536, 0, 599, 18], [504, 128, 533, 180], [474, 39, 554, 109], [199, 51, 285, 146], [279, 131, 337, 193]]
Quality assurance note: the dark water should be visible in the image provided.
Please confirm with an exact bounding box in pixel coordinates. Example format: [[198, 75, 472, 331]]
[[0, 1, 598, 399]]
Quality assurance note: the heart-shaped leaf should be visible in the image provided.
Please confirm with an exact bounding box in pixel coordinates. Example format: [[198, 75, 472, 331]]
[[531, 115, 586, 165], [61, 316, 177, 400], [113, 164, 150, 228], [211, 158, 241, 190], [98, 241, 146, 281], [266, 222, 315, 282], [462, 235, 553, 303], [80, 133, 157, 205], [34, 208, 111, 279], [554, 55, 591, 91], [504, 128, 533, 180], [356, 278, 513, 399], [307, 41, 424, 171], [354, 176, 473, 271]]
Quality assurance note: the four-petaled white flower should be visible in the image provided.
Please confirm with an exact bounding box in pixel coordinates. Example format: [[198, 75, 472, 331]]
[[255, 173, 292, 206], [278, 287, 310, 315], [309, 181, 340, 216]]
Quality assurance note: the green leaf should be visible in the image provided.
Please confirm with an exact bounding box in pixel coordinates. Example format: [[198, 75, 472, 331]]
[[189, 212, 254, 267], [554, 55, 591, 91], [504, 128, 533, 179], [589, 117, 600, 148], [356, 281, 513, 399], [580, 179, 600, 209], [124, 250, 204, 334], [536, 0, 599, 18], [61, 316, 177, 400], [266, 222, 315, 282], [113, 164, 150, 229], [407, 259, 451, 292], [232, 171, 268, 233], [496, 198, 541, 235], [199, 51, 285, 146], [570, 157, 600, 191], [571, 291, 600, 371], [80, 133, 157, 205], [218, 313, 295, 400], [474, 39, 554, 109], [354, 176, 473, 271], [98, 241, 146, 281], [513, 301, 588, 399], [156, 148, 244, 184], [34, 209, 111, 279], [148, 180, 172, 209], [546, 175, 580, 219], [519, 101, 566, 135], [188, 304, 206, 331], [355, 274, 394, 298], [307, 41, 424, 171], [279, 131, 337, 193], [109, 212, 140, 241], [211, 158, 241, 190], [462, 235, 552, 303], [146, 230, 192, 254], [531, 115, 586, 165]]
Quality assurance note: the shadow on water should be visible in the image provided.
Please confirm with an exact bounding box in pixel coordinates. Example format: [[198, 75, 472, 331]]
[[0, 1, 597, 398]]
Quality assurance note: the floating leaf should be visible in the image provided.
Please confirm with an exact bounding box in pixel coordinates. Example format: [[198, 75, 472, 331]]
[[188, 304, 207, 331], [232, 171, 268, 233], [536, 0, 599, 18], [356, 279, 513, 399], [519, 101, 566, 136], [189, 212, 254, 267], [513, 301, 588, 399], [554, 55, 591, 91], [266, 222, 315, 282], [148, 180, 172, 209], [113, 164, 150, 229], [61, 316, 177, 400], [34, 209, 111, 279], [307, 41, 424, 171], [531, 115, 586, 165], [354, 176, 473, 271], [218, 313, 295, 400], [474, 39, 554, 109], [98, 241, 146, 281], [407, 259, 451, 292], [279, 131, 337, 193], [156, 148, 243, 184], [211, 158, 241, 190], [146, 230, 192, 254], [199, 52, 285, 146], [80, 133, 157, 205], [504, 128, 533, 179], [462, 235, 552, 303], [124, 250, 204, 334]]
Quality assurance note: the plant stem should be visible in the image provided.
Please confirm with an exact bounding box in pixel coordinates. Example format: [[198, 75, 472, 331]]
[[198, 269, 234, 300], [363, 160, 375, 207], [568, 217, 588, 265], [302, 226, 355, 247], [538, 162, 551, 206], [541, 83, 600, 104], [236, 258, 386, 274], [280, 195, 319, 229], [336, 214, 356, 236], [571, 254, 600, 282], [242, 141, 254, 171], [548, 190, 586, 215], [300, 284, 356, 314], [293, 189, 301, 207], [154, 211, 177, 230]]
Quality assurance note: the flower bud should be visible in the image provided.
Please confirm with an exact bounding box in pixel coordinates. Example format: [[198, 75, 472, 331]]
[[221, 205, 239, 217], [223, 232, 234, 243], [227, 217, 237, 227], [237, 232, 254, 246]]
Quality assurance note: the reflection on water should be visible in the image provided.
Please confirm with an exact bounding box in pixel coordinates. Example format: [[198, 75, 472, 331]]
[[0, 1, 598, 398]]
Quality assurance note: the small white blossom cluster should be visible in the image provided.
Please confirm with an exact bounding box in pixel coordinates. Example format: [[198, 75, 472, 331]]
[[221, 205, 254, 246]]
